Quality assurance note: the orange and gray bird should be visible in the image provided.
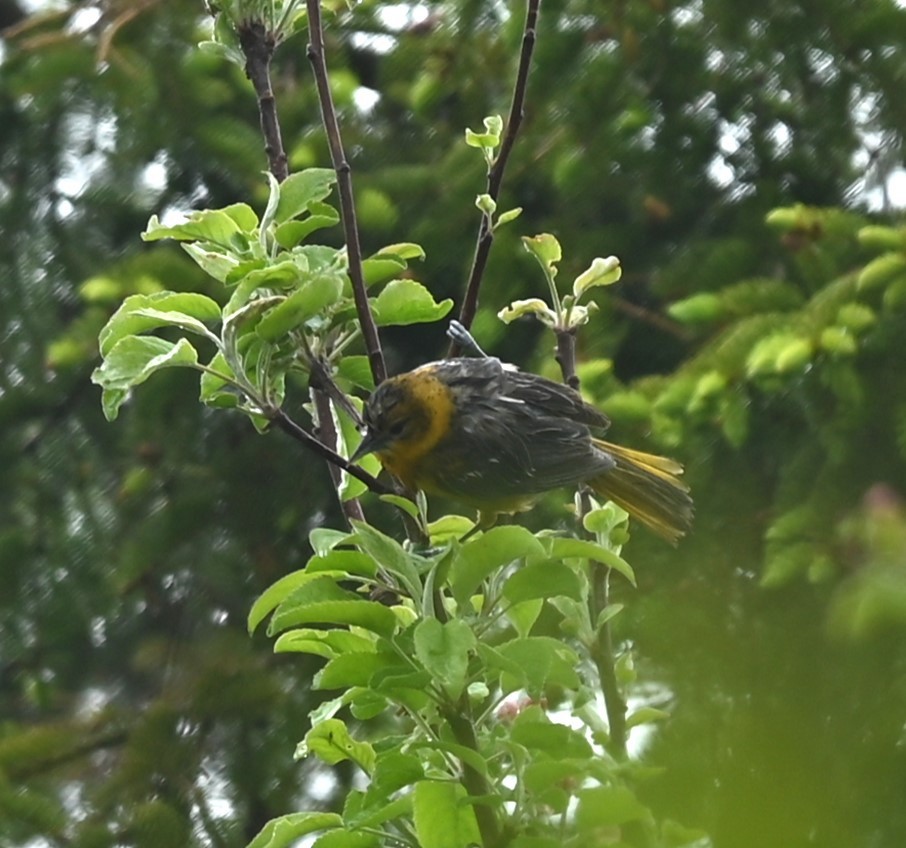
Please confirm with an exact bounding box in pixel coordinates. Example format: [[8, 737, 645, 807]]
[[352, 356, 693, 543]]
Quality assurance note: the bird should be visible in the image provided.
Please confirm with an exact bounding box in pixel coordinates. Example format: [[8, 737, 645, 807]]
[[351, 355, 693, 544]]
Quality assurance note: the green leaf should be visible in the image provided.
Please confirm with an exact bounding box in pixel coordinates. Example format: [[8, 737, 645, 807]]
[[310, 528, 352, 556], [502, 561, 583, 605], [306, 550, 377, 578], [497, 298, 557, 327], [575, 785, 649, 828], [505, 598, 544, 637], [349, 521, 423, 599], [246, 812, 343, 848], [273, 628, 376, 658], [495, 207, 523, 227], [221, 202, 258, 231], [373, 242, 425, 261], [625, 706, 670, 729], [269, 575, 398, 637], [413, 781, 482, 848], [572, 256, 622, 297], [142, 209, 242, 247], [495, 637, 581, 693], [336, 355, 375, 391], [298, 719, 376, 774], [311, 830, 380, 848], [413, 618, 475, 699], [274, 168, 338, 223], [344, 793, 412, 830], [546, 537, 636, 586], [255, 273, 345, 341], [410, 739, 490, 778], [92, 336, 199, 420], [274, 202, 339, 248], [99, 292, 222, 356], [315, 652, 394, 689], [362, 256, 407, 287], [510, 710, 593, 758], [182, 243, 240, 282], [450, 526, 546, 605], [378, 494, 421, 520], [248, 570, 317, 634], [522, 233, 562, 273], [371, 280, 453, 326], [366, 751, 424, 800]]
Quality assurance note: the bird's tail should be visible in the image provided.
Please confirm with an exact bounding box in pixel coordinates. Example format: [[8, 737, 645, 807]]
[[589, 439, 693, 545]]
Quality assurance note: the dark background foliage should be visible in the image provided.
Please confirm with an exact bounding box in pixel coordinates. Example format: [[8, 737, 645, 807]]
[[3, 0, 906, 845]]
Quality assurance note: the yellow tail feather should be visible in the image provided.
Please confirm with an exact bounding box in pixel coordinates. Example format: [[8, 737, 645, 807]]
[[590, 439, 693, 545]]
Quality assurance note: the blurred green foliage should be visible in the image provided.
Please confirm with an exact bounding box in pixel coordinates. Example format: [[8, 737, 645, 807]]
[[3, 0, 906, 846]]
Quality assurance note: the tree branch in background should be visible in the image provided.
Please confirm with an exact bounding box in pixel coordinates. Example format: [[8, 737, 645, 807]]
[[306, 0, 387, 387], [451, 0, 540, 354], [237, 20, 289, 182]]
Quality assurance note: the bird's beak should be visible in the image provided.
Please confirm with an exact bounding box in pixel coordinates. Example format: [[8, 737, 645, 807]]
[[350, 429, 381, 464]]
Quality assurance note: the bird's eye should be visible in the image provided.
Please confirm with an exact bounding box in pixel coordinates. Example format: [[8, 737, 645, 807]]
[[387, 418, 407, 438]]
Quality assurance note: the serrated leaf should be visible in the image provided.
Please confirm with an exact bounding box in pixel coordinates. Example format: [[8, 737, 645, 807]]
[[450, 526, 546, 605], [299, 719, 375, 773], [182, 243, 240, 282], [92, 336, 199, 420], [502, 561, 583, 604], [371, 280, 453, 326], [362, 256, 407, 287], [547, 537, 635, 586], [255, 274, 344, 341], [247, 570, 317, 634], [496, 637, 581, 693], [274, 168, 337, 223], [274, 202, 340, 248], [349, 521, 422, 599], [414, 618, 475, 699], [142, 209, 242, 247], [268, 575, 397, 637], [246, 813, 343, 848], [99, 292, 222, 356], [413, 781, 482, 848], [510, 711, 593, 758]]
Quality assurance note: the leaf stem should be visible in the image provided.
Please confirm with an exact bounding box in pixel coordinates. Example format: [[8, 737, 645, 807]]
[[306, 0, 387, 386], [451, 0, 541, 353]]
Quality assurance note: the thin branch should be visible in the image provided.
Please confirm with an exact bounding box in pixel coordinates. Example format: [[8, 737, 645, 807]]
[[306, 0, 387, 386], [554, 332, 627, 759], [237, 20, 288, 182], [450, 0, 541, 354], [269, 408, 392, 496]]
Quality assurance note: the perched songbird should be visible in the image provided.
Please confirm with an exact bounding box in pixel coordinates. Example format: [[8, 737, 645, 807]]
[[352, 356, 693, 543]]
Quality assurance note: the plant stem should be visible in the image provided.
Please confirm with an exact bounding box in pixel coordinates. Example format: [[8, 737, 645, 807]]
[[590, 559, 628, 758], [306, 0, 386, 386], [554, 330, 628, 759], [237, 20, 288, 182], [443, 703, 501, 847], [451, 0, 541, 353]]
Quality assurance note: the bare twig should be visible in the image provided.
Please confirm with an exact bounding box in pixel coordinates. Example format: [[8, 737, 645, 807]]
[[269, 408, 392, 496], [237, 20, 289, 182], [306, 0, 386, 386], [450, 0, 541, 355]]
